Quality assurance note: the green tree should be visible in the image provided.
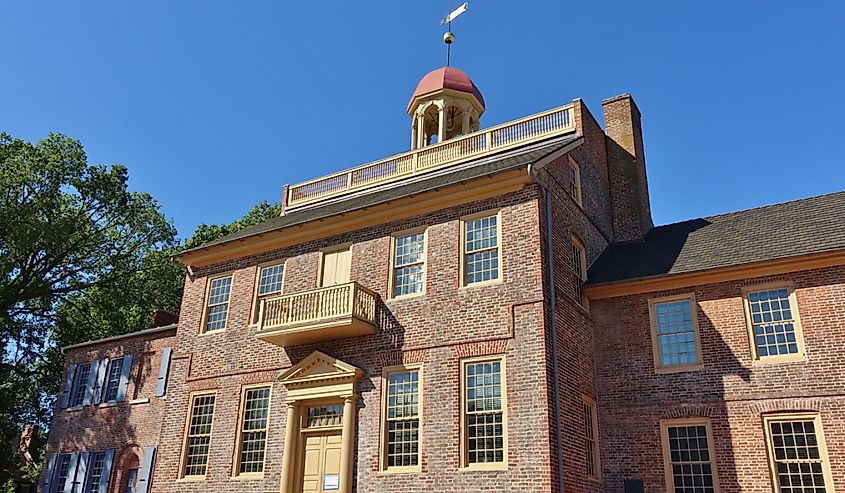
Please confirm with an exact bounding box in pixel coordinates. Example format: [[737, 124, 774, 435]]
[[0, 132, 176, 485]]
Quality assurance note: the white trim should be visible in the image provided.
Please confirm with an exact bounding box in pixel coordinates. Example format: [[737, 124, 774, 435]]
[[61, 324, 177, 353]]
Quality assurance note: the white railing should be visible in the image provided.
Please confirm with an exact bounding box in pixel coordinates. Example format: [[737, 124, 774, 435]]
[[287, 103, 575, 208], [257, 282, 377, 330]]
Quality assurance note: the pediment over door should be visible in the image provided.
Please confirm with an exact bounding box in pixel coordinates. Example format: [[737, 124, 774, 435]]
[[280, 351, 363, 402]]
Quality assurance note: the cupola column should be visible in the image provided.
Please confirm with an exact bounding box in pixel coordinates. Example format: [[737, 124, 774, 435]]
[[437, 103, 447, 144]]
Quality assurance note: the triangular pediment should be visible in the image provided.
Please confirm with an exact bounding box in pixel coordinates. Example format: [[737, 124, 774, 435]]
[[280, 351, 362, 387]]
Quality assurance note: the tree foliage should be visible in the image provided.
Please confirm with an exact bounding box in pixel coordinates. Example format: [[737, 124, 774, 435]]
[[0, 132, 279, 486]]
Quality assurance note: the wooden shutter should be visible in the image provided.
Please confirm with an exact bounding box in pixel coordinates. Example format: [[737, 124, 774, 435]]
[[116, 354, 134, 402], [98, 450, 115, 493], [62, 451, 79, 493], [43, 453, 57, 492], [82, 362, 99, 406], [73, 451, 90, 492], [93, 358, 110, 404], [155, 348, 172, 397], [60, 364, 77, 409], [137, 446, 156, 493]]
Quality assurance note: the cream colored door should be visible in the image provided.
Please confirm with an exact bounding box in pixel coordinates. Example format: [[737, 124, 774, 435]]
[[300, 432, 343, 493], [320, 249, 351, 287]]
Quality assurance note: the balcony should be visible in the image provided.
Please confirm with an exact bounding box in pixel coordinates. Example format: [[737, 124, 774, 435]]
[[255, 282, 377, 347], [286, 103, 576, 209]]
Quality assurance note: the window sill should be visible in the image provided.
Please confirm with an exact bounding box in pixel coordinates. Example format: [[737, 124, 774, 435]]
[[98, 402, 118, 408], [388, 292, 426, 302], [458, 463, 508, 472], [176, 476, 206, 483], [129, 398, 150, 405], [654, 364, 705, 374], [377, 466, 422, 476], [460, 278, 503, 290], [230, 473, 265, 481], [65, 406, 84, 413], [752, 354, 808, 366], [198, 328, 227, 337]]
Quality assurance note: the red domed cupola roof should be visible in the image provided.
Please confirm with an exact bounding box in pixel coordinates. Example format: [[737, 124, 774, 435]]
[[407, 66, 485, 114]]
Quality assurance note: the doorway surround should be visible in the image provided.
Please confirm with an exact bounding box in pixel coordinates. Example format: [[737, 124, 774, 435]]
[[278, 351, 362, 493]]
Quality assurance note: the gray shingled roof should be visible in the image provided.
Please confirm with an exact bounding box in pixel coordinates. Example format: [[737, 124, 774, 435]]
[[184, 134, 582, 254], [588, 191, 845, 285]]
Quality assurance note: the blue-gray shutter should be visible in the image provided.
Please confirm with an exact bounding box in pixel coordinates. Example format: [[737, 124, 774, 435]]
[[98, 450, 115, 493], [93, 358, 110, 404], [82, 362, 99, 406], [60, 364, 77, 409], [115, 354, 133, 402], [43, 453, 57, 492], [73, 451, 90, 492], [62, 451, 79, 493], [136, 447, 156, 493], [155, 348, 172, 397]]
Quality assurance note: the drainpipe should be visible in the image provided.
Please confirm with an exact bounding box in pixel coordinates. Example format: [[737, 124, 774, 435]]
[[528, 163, 566, 493]]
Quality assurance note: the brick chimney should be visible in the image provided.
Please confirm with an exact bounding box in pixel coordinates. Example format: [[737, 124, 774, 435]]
[[602, 94, 653, 242], [151, 309, 179, 328]]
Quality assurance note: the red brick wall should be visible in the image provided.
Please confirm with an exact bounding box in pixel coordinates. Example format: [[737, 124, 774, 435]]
[[153, 188, 560, 492], [592, 265, 845, 491], [42, 326, 176, 492], [602, 94, 653, 243]]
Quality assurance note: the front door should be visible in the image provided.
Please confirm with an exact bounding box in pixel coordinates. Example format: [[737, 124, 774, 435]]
[[300, 431, 343, 493], [320, 248, 351, 287]]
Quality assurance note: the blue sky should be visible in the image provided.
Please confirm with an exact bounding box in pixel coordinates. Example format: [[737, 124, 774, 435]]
[[3, 1, 844, 239]]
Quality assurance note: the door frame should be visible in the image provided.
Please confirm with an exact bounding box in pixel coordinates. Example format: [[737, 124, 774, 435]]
[[294, 422, 344, 493], [279, 352, 362, 493], [317, 244, 352, 288]]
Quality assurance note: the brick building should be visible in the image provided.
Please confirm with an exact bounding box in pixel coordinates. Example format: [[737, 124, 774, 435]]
[[41, 66, 845, 493]]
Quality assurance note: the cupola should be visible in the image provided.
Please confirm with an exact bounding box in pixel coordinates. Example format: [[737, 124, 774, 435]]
[[407, 66, 485, 149]]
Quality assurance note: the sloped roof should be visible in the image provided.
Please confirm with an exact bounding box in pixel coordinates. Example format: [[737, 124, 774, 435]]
[[182, 134, 582, 255], [588, 191, 845, 285]]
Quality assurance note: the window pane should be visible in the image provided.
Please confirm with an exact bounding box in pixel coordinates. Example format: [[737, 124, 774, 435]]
[[103, 357, 125, 403], [464, 216, 500, 285], [748, 288, 799, 357], [86, 452, 106, 493], [394, 233, 425, 296], [306, 404, 344, 428], [72, 363, 92, 407], [655, 300, 699, 367], [239, 387, 271, 474], [666, 424, 716, 493], [583, 401, 598, 478], [385, 369, 421, 468], [205, 276, 232, 331], [465, 360, 505, 464], [769, 419, 828, 492], [258, 264, 284, 295], [184, 394, 216, 477]]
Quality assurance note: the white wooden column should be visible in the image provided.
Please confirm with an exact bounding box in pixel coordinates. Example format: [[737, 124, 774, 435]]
[[462, 109, 471, 135], [437, 105, 447, 143], [339, 395, 357, 493], [279, 403, 299, 493]]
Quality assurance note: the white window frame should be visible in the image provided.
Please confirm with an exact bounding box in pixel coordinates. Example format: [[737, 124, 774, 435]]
[[460, 210, 503, 287], [250, 262, 286, 325], [460, 355, 508, 471], [379, 364, 423, 473], [389, 228, 428, 299]]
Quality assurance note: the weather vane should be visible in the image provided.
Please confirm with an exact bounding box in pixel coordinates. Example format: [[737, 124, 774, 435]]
[[439, 2, 468, 66]]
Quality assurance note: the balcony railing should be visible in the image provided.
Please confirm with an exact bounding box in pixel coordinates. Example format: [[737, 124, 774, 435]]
[[286, 103, 576, 209], [255, 282, 377, 347]]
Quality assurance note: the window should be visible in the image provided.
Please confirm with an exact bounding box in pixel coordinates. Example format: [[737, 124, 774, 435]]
[[54, 454, 72, 493], [661, 419, 719, 493], [382, 366, 421, 471], [182, 392, 216, 478], [462, 213, 501, 285], [649, 294, 703, 371], [763, 414, 834, 492], [204, 275, 232, 332], [86, 452, 107, 493], [125, 468, 138, 493], [391, 231, 426, 297], [462, 357, 507, 468], [235, 386, 271, 476], [252, 263, 284, 324], [72, 362, 93, 407], [103, 357, 125, 403], [305, 404, 344, 428], [572, 237, 587, 307], [568, 157, 582, 206], [743, 284, 806, 363], [582, 396, 600, 480]]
